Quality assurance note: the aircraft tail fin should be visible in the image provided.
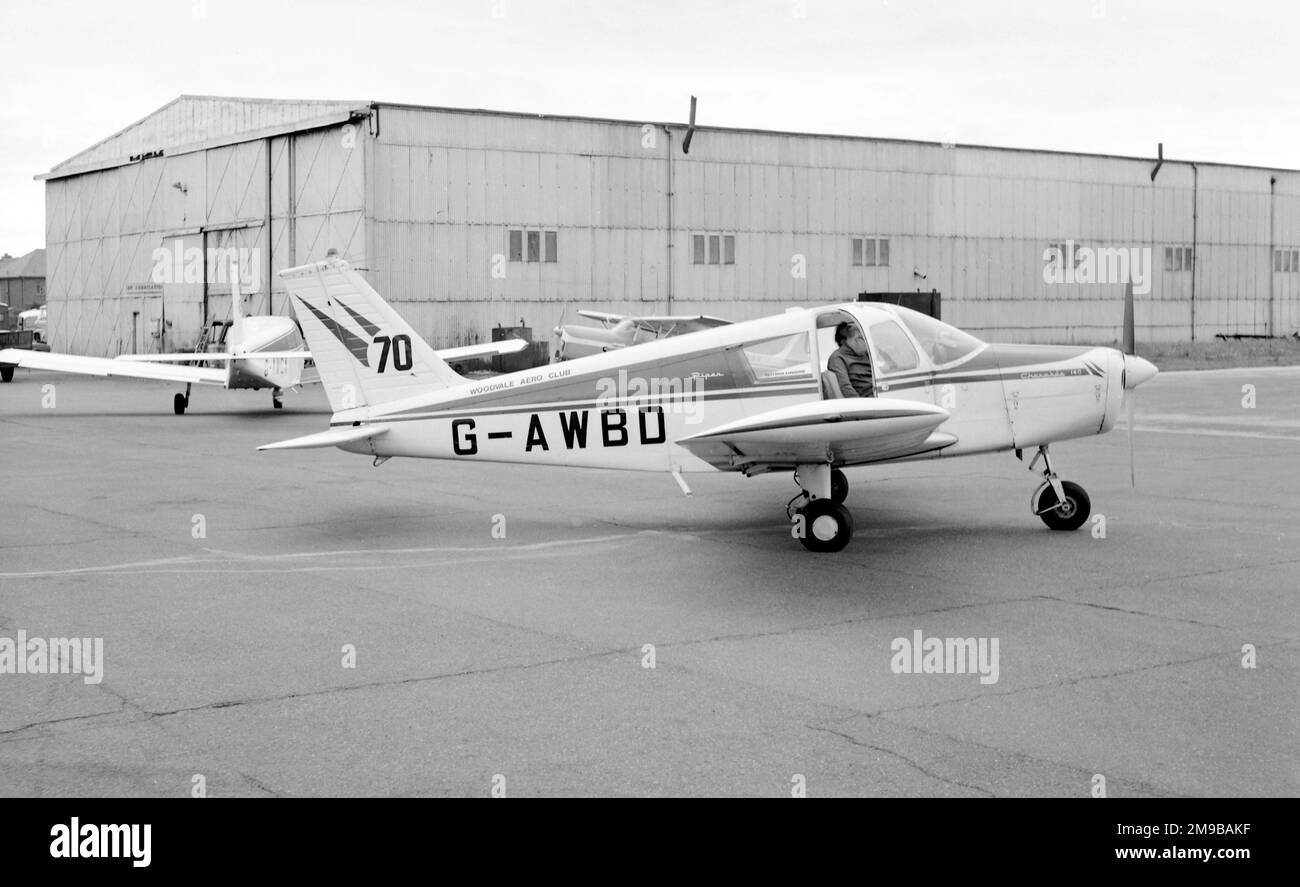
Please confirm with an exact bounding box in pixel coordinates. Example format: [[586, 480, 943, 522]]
[[279, 254, 463, 412]]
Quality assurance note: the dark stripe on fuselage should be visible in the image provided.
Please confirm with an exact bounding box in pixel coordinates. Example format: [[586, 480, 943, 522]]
[[338, 384, 820, 426]]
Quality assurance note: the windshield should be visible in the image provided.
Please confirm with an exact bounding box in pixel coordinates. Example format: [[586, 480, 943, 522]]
[[894, 308, 984, 366]]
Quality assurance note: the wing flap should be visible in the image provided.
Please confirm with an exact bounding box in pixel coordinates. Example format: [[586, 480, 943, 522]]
[[0, 349, 227, 385], [258, 424, 390, 451]]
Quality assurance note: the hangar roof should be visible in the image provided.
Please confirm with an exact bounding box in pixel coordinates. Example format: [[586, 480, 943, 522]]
[[40, 95, 372, 181], [0, 249, 45, 279], [40, 94, 1299, 183]]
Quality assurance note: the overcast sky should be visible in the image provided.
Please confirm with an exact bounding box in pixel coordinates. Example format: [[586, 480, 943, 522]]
[[1, 0, 1296, 254]]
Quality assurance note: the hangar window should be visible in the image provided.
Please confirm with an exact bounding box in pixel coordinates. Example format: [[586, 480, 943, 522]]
[[508, 229, 558, 263], [851, 237, 890, 266], [1274, 249, 1299, 272], [692, 232, 735, 265], [1164, 246, 1194, 271]]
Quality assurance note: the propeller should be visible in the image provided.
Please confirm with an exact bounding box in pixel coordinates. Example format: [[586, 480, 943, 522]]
[[551, 304, 569, 363], [1119, 277, 1159, 487]]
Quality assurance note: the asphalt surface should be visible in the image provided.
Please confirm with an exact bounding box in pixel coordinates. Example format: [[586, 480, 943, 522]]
[[1, 367, 1296, 797]]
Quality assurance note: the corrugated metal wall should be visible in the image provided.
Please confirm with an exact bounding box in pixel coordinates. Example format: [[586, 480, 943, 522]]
[[45, 99, 1300, 355], [364, 105, 1300, 346], [45, 120, 365, 355]]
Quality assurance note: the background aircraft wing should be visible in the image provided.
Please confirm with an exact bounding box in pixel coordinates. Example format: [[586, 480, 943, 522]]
[[676, 398, 956, 469], [626, 314, 732, 333], [575, 310, 731, 335], [115, 351, 312, 362], [575, 310, 626, 326], [0, 349, 227, 385], [434, 338, 527, 361]]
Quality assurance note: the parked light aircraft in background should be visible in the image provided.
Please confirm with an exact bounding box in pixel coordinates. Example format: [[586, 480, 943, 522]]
[[0, 264, 525, 414], [261, 254, 1158, 552], [551, 309, 731, 362]]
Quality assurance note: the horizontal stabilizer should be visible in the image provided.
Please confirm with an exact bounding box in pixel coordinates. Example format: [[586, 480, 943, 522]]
[[258, 423, 390, 451]]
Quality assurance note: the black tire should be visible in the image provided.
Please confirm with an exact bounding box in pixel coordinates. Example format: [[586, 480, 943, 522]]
[[830, 468, 849, 504], [1035, 480, 1091, 531], [0, 366, 13, 383], [797, 499, 855, 553], [173, 393, 187, 415]]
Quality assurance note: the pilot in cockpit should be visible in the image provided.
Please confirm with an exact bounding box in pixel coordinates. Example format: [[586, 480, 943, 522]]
[[827, 321, 875, 397]]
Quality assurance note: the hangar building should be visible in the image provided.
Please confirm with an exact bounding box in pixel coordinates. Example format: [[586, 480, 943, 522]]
[[38, 95, 1300, 356]]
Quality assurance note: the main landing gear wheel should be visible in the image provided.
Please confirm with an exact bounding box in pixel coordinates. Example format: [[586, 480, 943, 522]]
[[830, 468, 848, 504], [173, 393, 188, 415], [797, 499, 854, 553], [1033, 480, 1091, 531], [1, 366, 14, 383]]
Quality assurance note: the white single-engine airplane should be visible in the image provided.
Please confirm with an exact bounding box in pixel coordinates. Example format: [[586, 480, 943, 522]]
[[261, 255, 1158, 552], [0, 264, 525, 414]]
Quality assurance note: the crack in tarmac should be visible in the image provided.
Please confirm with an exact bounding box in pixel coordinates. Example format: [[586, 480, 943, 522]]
[[805, 723, 996, 796], [810, 711, 1188, 798]]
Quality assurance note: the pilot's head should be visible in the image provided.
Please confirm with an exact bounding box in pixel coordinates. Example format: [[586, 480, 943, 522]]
[[835, 321, 867, 357]]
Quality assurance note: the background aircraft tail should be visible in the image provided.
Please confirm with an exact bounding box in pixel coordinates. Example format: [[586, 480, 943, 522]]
[[280, 254, 463, 412]]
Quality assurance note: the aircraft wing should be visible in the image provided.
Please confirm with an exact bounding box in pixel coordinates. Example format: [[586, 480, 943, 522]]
[[0, 349, 227, 385], [676, 398, 956, 470], [116, 351, 311, 363], [117, 340, 524, 365], [576, 310, 731, 335]]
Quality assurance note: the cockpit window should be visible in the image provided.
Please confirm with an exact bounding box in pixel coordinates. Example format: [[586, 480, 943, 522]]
[[868, 321, 920, 373], [741, 332, 814, 383], [895, 308, 984, 366]]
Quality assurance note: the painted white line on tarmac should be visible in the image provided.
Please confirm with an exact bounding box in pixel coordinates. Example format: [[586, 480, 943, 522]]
[[0, 532, 649, 579], [1131, 425, 1299, 441]]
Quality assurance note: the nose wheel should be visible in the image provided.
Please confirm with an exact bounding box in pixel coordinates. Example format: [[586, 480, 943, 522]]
[[1019, 445, 1091, 531], [1032, 480, 1091, 531]]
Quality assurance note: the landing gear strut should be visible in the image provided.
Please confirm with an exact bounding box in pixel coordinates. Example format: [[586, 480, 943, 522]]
[[788, 464, 854, 552], [1019, 445, 1091, 531], [173, 383, 191, 415]]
